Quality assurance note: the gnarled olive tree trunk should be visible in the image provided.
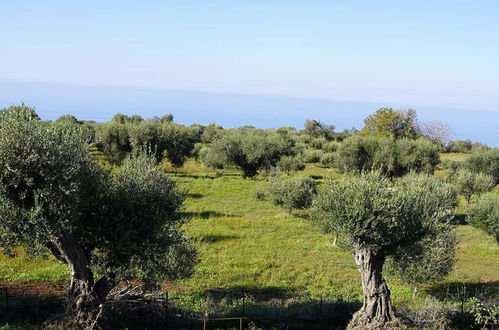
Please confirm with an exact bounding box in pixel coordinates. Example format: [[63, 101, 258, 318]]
[[348, 244, 395, 329], [53, 234, 116, 327]]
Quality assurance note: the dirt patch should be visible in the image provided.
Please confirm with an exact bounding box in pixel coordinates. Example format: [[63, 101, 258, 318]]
[[0, 280, 66, 297]]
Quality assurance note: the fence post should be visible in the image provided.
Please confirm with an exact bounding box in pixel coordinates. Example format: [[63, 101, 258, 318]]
[[242, 296, 245, 317]]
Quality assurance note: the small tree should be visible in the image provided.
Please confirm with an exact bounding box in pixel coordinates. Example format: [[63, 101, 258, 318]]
[[467, 192, 499, 243], [362, 108, 421, 139], [463, 148, 499, 184], [269, 175, 317, 213], [277, 156, 305, 175], [335, 135, 439, 177], [421, 120, 453, 147], [204, 128, 294, 177], [303, 119, 336, 140], [96, 122, 132, 164], [448, 169, 495, 203], [0, 106, 197, 327], [310, 172, 457, 328]]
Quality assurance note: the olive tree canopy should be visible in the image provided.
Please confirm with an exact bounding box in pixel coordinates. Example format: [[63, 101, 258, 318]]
[[0, 105, 197, 327], [310, 172, 457, 328]]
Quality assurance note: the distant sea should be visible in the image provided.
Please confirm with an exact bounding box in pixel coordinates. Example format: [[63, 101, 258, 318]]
[[0, 80, 497, 146]]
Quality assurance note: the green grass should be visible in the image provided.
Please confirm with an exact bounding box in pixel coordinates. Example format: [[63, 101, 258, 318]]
[[0, 248, 66, 282], [1, 160, 497, 322], [440, 152, 471, 162]]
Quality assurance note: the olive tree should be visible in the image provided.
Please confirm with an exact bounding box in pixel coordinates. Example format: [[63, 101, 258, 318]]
[[463, 148, 499, 184], [335, 136, 439, 177], [203, 128, 295, 177], [467, 192, 499, 243], [277, 156, 305, 175], [98, 118, 194, 167], [303, 119, 336, 140], [96, 122, 132, 164], [0, 106, 197, 326], [448, 169, 495, 203], [310, 173, 457, 328]]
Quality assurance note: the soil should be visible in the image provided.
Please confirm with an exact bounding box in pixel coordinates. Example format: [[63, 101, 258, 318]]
[[0, 280, 66, 297]]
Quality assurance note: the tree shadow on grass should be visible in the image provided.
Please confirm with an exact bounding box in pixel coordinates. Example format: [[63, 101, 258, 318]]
[[168, 285, 361, 329], [452, 213, 468, 225], [185, 193, 203, 199], [198, 234, 239, 243], [182, 211, 239, 219], [169, 172, 242, 179], [0, 294, 64, 327]]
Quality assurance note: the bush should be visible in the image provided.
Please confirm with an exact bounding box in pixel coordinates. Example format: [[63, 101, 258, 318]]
[[302, 149, 323, 163], [269, 175, 317, 212], [253, 186, 267, 200], [467, 192, 499, 243], [277, 156, 305, 175], [319, 152, 336, 168], [448, 169, 495, 203], [441, 158, 461, 172]]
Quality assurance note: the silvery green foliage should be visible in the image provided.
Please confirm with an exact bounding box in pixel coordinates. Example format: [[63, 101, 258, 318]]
[[463, 148, 499, 184], [467, 192, 499, 243], [269, 175, 317, 212], [334, 135, 440, 178], [448, 169, 495, 202], [203, 128, 295, 177], [96, 115, 195, 167], [310, 172, 457, 255], [0, 105, 197, 287], [277, 156, 305, 175], [386, 225, 457, 287]]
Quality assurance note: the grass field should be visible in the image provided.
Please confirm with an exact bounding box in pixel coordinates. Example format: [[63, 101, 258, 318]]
[[0, 157, 498, 327], [440, 152, 471, 162]]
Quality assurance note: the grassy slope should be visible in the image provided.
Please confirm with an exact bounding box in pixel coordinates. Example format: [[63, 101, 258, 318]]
[[0, 158, 497, 311]]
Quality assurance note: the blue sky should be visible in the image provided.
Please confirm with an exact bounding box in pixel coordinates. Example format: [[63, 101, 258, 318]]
[[0, 1, 498, 143]]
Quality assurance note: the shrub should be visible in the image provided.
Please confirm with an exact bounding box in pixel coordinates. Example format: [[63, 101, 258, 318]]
[[269, 175, 317, 212], [253, 186, 267, 200], [441, 158, 461, 172], [467, 192, 499, 243], [277, 156, 305, 175]]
